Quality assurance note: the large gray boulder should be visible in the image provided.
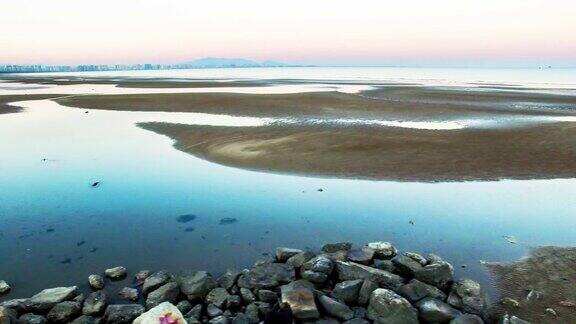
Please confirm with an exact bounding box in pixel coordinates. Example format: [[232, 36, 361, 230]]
[[286, 251, 316, 268], [142, 270, 171, 295], [206, 288, 231, 309], [217, 270, 240, 291], [335, 261, 404, 290], [280, 281, 319, 320], [391, 255, 423, 277], [46, 301, 81, 323], [367, 289, 419, 324], [450, 313, 485, 324], [276, 247, 304, 262], [104, 266, 127, 279], [179, 271, 218, 301], [118, 287, 139, 301], [104, 304, 145, 324], [447, 279, 489, 317], [23, 286, 79, 313], [240, 288, 255, 304], [70, 315, 100, 324], [397, 279, 447, 303], [87, 275, 104, 290], [18, 313, 47, 324], [321, 242, 352, 254], [82, 291, 107, 316], [303, 256, 334, 274], [414, 260, 454, 291], [237, 263, 295, 289], [358, 280, 379, 306], [332, 280, 363, 304], [0, 306, 17, 323], [347, 248, 375, 265], [415, 297, 462, 323], [318, 295, 354, 321], [367, 242, 397, 259], [145, 282, 180, 309]]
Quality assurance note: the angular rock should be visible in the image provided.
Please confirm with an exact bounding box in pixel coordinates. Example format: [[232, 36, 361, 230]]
[[253, 302, 271, 316], [322, 242, 352, 254], [343, 319, 370, 324], [301, 270, 328, 284], [0, 306, 17, 324], [336, 261, 404, 290], [416, 297, 462, 323], [104, 304, 145, 324], [207, 304, 223, 318], [18, 313, 47, 324], [276, 247, 304, 262], [280, 281, 319, 320], [257, 290, 277, 303], [318, 295, 354, 321], [367, 242, 397, 259], [347, 248, 375, 265], [1, 298, 26, 309], [450, 313, 485, 324], [303, 256, 334, 274], [352, 306, 367, 318], [414, 261, 454, 291], [208, 315, 230, 324], [240, 288, 256, 304], [405, 252, 428, 266], [134, 270, 151, 286], [397, 279, 447, 303], [373, 259, 397, 273], [227, 295, 242, 310], [23, 286, 79, 313], [358, 280, 379, 306], [176, 300, 193, 314], [0, 281, 11, 294], [392, 255, 423, 277], [286, 251, 316, 268], [47, 301, 81, 323], [118, 287, 139, 301], [185, 304, 203, 320], [82, 291, 107, 316], [332, 280, 363, 304], [232, 313, 258, 324], [133, 301, 186, 324], [367, 289, 418, 324], [179, 271, 218, 301], [88, 274, 104, 290], [206, 288, 231, 309], [145, 282, 180, 309], [104, 266, 127, 279], [237, 263, 295, 289], [142, 270, 171, 295], [70, 315, 100, 324], [245, 303, 259, 321], [447, 279, 488, 317], [217, 270, 240, 291]]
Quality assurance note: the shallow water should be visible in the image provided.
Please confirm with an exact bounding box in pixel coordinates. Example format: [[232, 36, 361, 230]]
[[1, 69, 576, 301]]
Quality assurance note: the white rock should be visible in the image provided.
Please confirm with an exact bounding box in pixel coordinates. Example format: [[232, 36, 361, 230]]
[[133, 302, 187, 324]]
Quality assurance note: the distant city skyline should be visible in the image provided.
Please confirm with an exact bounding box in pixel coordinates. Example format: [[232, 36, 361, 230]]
[[2, 0, 575, 67]]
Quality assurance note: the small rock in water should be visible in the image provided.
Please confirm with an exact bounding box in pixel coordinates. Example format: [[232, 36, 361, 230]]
[[60, 258, 72, 265], [559, 300, 576, 307], [104, 266, 127, 279], [135, 270, 151, 285], [90, 181, 101, 188], [184, 227, 195, 232], [545, 308, 558, 317], [219, 217, 238, 225], [76, 240, 86, 247], [501, 297, 520, 308], [176, 214, 196, 223], [502, 235, 518, 244], [88, 274, 105, 290], [118, 287, 139, 301], [0, 280, 10, 294]]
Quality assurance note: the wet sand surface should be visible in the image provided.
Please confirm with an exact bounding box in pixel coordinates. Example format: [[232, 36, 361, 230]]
[[487, 246, 576, 323], [0, 94, 65, 114]]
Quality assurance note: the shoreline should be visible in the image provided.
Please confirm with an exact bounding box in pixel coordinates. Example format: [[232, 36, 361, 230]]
[[0, 240, 536, 323]]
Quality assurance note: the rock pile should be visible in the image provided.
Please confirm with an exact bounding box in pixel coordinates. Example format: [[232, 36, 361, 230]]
[[0, 242, 531, 323]]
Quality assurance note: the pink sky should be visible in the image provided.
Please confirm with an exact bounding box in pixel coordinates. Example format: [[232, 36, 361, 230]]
[[1, 0, 575, 66]]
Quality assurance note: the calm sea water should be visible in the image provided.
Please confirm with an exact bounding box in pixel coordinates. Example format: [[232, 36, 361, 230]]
[[1, 67, 576, 300]]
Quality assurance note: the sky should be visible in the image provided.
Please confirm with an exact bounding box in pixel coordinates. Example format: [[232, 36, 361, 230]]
[[1, 0, 576, 67]]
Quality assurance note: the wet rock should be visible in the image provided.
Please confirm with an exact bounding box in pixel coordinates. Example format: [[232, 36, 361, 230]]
[[257, 290, 277, 303], [397, 279, 447, 303], [347, 248, 375, 265], [301, 270, 328, 284], [82, 291, 107, 316], [237, 263, 295, 289], [501, 297, 520, 308], [358, 280, 378, 306], [206, 288, 231, 309], [335, 261, 404, 290], [367, 242, 397, 259], [134, 270, 151, 285], [145, 282, 180, 309], [47, 301, 81, 323], [286, 251, 316, 268], [209, 315, 230, 324], [104, 304, 145, 324], [217, 270, 240, 291], [367, 289, 418, 324], [447, 279, 488, 317], [373, 259, 397, 273], [0, 281, 10, 294], [219, 218, 237, 225], [207, 304, 223, 318], [134, 301, 186, 324], [142, 270, 171, 295], [176, 300, 193, 314], [276, 247, 304, 262], [70, 315, 100, 324], [73, 294, 85, 304], [426, 253, 444, 264], [240, 288, 256, 304], [450, 313, 485, 324], [104, 266, 127, 279], [118, 287, 139, 301], [176, 214, 196, 223], [18, 313, 47, 324], [303, 256, 334, 274], [343, 319, 370, 324], [232, 313, 258, 324], [280, 281, 319, 320], [499, 314, 531, 324], [185, 304, 203, 320], [179, 271, 218, 301], [0, 306, 17, 323], [391, 255, 423, 277], [318, 295, 354, 321], [545, 308, 558, 317], [414, 260, 454, 291], [405, 252, 428, 266], [23, 286, 79, 312], [332, 279, 363, 304], [322, 242, 352, 254], [227, 295, 242, 310], [415, 297, 462, 323], [244, 303, 259, 321], [88, 274, 104, 290], [253, 301, 271, 316]]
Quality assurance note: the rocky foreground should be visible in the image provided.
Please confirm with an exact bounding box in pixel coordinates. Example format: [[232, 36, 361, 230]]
[[0, 241, 530, 324]]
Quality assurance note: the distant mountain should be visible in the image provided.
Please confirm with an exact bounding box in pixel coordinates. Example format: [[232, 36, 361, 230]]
[[180, 57, 294, 68]]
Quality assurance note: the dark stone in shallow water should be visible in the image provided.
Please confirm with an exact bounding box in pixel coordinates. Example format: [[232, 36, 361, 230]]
[[219, 218, 238, 225], [176, 214, 197, 223], [184, 227, 195, 232]]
